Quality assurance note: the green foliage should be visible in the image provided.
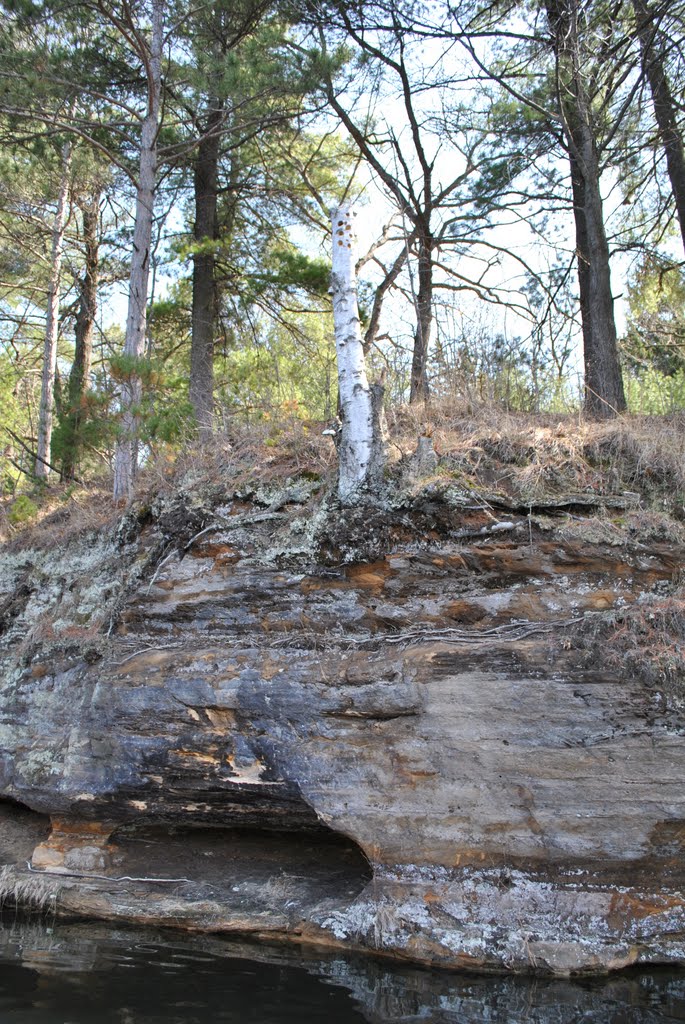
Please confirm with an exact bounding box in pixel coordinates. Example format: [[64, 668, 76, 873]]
[[293, 43, 352, 94], [217, 310, 336, 421], [619, 257, 685, 413], [621, 258, 685, 378], [624, 368, 685, 414], [108, 354, 164, 389], [99, 290, 195, 448], [428, 314, 576, 414], [0, 344, 40, 490], [7, 492, 38, 525], [8, 0, 684, 496], [52, 389, 117, 475], [253, 249, 331, 297], [149, 284, 191, 355], [140, 394, 195, 445], [0, 145, 63, 304]]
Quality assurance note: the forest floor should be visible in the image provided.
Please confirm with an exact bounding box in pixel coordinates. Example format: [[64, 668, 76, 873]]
[[4, 404, 685, 547]]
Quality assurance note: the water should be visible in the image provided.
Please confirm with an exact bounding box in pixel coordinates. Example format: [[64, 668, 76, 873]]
[[0, 918, 684, 1023]]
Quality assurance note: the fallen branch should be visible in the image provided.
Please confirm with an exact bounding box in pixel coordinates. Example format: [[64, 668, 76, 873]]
[[145, 542, 176, 593], [451, 520, 519, 540], [26, 862, 192, 884]]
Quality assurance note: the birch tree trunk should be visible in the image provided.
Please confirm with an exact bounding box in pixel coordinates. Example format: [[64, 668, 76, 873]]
[[35, 140, 72, 479], [330, 203, 384, 503], [112, 0, 163, 503]]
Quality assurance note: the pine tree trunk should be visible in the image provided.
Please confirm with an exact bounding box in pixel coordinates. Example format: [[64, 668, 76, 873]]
[[189, 102, 224, 439], [569, 140, 626, 418], [634, 0, 685, 254], [546, 0, 626, 419], [409, 229, 433, 403], [330, 203, 384, 503], [35, 140, 71, 479], [62, 194, 99, 481], [113, 0, 163, 503]]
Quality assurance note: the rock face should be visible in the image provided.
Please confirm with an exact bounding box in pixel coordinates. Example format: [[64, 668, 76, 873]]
[[0, 488, 684, 975]]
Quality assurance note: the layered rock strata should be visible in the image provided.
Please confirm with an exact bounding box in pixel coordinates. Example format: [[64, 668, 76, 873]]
[[0, 491, 683, 975]]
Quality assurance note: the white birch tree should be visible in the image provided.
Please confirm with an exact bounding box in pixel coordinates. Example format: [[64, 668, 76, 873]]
[[330, 202, 384, 502]]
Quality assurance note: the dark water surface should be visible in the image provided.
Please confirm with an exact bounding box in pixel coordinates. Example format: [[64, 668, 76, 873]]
[[0, 919, 684, 1023]]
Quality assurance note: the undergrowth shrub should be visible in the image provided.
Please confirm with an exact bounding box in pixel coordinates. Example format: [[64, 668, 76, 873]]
[[7, 494, 38, 527]]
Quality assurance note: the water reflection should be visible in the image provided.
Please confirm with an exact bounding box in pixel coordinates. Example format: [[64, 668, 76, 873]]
[[0, 918, 683, 1023]]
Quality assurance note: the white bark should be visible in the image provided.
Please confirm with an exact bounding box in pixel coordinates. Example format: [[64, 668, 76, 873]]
[[35, 141, 72, 479], [330, 203, 383, 502], [113, 0, 164, 503]]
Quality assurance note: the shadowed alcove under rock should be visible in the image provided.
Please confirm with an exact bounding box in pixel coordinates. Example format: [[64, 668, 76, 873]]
[[109, 821, 373, 912], [0, 797, 50, 867]]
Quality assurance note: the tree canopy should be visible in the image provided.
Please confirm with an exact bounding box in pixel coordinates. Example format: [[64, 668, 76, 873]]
[[1, 0, 685, 503]]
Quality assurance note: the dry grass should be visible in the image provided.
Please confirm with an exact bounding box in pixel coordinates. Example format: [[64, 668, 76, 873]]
[[134, 417, 337, 502], [3, 406, 685, 552], [0, 866, 61, 915], [395, 402, 685, 505], [155, 404, 685, 512], [0, 479, 115, 551]]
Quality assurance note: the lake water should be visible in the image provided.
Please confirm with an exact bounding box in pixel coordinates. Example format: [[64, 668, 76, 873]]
[[0, 917, 684, 1023]]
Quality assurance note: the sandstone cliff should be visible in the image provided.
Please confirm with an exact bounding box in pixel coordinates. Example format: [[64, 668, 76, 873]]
[[1, 423, 684, 976]]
